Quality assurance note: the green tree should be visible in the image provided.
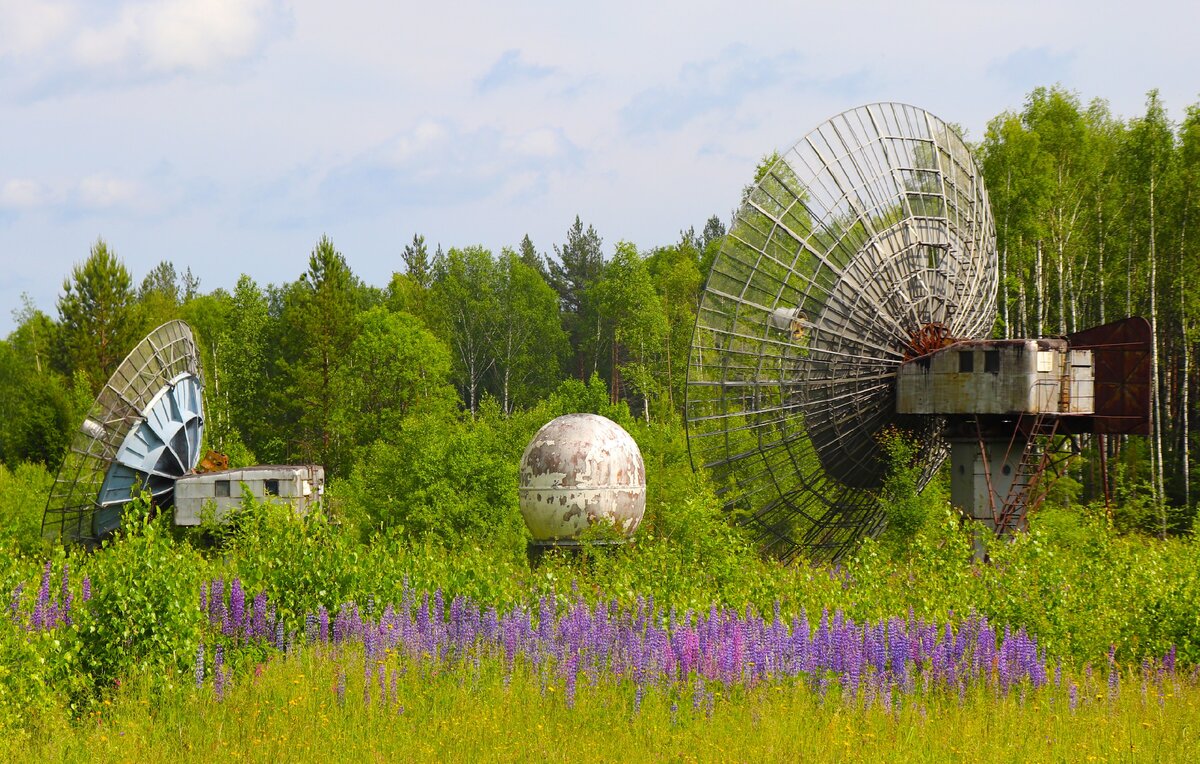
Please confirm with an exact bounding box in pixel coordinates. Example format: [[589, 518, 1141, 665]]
[[1124, 90, 1175, 533], [646, 236, 703, 413], [337, 306, 455, 447], [518, 234, 548, 280], [549, 216, 605, 379], [981, 108, 1052, 338], [136, 260, 183, 333], [180, 289, 238, 457], [218, 276, 271, 462], [55, 239, 136, 389], [402, 233, 432, 289], [699, 213, 726, 277], [138, 260, 179, 303], [278, 236, 362, 474], [431, 246, 498, 414], [1174, 103, 1200, 516], [489, 250, 566, 412], [595, 242, 667, 418], [0, 338, 73, 468]]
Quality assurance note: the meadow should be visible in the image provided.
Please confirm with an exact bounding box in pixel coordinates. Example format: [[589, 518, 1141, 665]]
[[2, 437, 1199, 761]]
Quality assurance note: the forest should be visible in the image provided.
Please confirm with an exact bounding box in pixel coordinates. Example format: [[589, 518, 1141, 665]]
[[1, 86, 1200, 758], [3, 86, 1199, 538]]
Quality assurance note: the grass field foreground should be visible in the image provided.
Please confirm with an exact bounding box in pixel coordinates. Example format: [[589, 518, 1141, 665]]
[[11, 644, 1199, 763]]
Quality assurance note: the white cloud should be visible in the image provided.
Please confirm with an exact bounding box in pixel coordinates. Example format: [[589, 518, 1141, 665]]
[[0, 179, 54, 208], [77, 175, 141, 209], [0, 172, 192, 216], [504, 127, 572, 159], [315, 120, 582, 214], [2, 0, 285, 93], [0, 2, 74, 57]]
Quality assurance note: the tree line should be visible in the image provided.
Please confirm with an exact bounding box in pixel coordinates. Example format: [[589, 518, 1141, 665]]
[[1, 85, 1197, 536], [0, 216, 724, 483], [981, 86, 1200, 533]]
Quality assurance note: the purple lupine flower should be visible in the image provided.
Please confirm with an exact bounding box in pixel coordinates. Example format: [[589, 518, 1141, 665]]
[[209, 579, 224, 625], [1068, 682, 1079, 711], [81, 576, 91, 602], [194, 643, 205, 689], [1107, 657, 1120, 702], [1164, 646, 1177, 675], [318, 606, 330, 644], [9, 582, 24, 622], [252, 591, 268, 639], [228, 579, 245, 637], [33, 562, 52, 630], [305, 612, 317, 644], [213, 646, 227, 700], [336, 669, 346, 706], [564, 654, 578, 709]]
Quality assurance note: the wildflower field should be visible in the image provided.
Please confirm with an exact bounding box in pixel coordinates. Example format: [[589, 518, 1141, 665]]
[[2, 451, 1200, 761]]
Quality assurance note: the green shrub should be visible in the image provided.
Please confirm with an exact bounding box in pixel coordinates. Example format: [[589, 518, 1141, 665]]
[[220, 495, 363, 620], [0, 462, 54, 555], [76, 500, 206, 689]]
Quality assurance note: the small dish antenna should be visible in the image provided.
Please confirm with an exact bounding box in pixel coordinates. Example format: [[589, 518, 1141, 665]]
[[42, 320, 204, 543]]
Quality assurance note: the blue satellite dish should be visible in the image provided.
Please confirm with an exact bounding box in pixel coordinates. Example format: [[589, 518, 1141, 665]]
[[43, 321, 205, 544]]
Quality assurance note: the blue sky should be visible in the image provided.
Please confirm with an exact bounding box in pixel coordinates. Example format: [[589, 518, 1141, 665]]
[[1, 0, 1198, 334]]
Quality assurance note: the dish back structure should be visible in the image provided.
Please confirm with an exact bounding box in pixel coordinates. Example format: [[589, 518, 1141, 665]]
[[42, 320, 204, 544], [686, 103, 997, 562]]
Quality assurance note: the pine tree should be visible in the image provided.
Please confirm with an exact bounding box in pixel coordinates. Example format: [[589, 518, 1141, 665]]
[[518, 234, 548, 280], [549, 216, 605, 379], [56, 239, 136, 389], [402, 234, 431, 289]]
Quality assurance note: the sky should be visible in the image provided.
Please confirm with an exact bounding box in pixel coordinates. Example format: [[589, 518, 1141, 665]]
[[1, 0, 1198, 335]]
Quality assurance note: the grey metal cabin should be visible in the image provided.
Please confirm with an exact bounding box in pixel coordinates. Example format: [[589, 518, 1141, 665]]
[[173, 464, 325, 526]]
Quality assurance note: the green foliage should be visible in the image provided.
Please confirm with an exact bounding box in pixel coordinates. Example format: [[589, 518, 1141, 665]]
[[874, 428, 931, 554], [595, 242, 667, 416], [0, 462, 54, 555], [0, 341, 73, 469], [55, 239, 136, 390], [490, 250, 567, 412], [276, 236, 363, 475], [431, 245, 500, 413], [549, 215, 606, 380], [337, 306, 456, 446], [219, 496, 361, 620], [76, 500, 206, 689], [345, 405, 526, 548]]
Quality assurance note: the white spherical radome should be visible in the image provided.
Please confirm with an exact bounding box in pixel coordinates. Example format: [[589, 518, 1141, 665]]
[[518, 414, 646, 544]]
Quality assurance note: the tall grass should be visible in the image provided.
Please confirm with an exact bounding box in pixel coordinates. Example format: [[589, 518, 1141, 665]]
[[10, 645, 1198, 762]]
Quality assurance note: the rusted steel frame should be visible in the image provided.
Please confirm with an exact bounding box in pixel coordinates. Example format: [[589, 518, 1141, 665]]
[[973, 416, 1000, 525]]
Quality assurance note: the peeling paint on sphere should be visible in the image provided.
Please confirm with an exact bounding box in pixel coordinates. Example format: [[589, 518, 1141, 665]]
[[518, 414, 646, 544]]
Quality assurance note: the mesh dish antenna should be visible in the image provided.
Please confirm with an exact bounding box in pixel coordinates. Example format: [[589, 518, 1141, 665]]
[[686, 103, 997, 563], [42, 320, 204, 544]]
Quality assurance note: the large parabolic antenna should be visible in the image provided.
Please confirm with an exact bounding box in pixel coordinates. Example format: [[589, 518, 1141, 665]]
[[686, 103, 998, 562], [42, 320, 204, 543]]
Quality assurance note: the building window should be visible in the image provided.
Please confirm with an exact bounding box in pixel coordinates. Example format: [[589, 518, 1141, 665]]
[[958, 351, 974, 373], [215, 480, 230, 498], [984, 350, 1000, 374], [264, 479, 280, 497]]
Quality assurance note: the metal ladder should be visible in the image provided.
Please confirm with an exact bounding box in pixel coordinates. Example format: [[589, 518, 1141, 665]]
[[994, 413, 1061, 535]]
